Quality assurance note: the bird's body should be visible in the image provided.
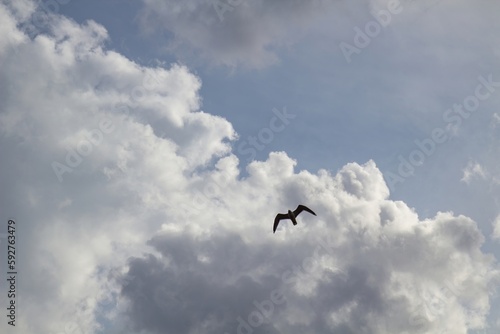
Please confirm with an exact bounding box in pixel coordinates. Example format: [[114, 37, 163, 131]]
[[288, 210, 298, 225], [274, 205, 316, 233]]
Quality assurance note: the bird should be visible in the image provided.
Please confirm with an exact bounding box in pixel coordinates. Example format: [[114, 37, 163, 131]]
[[273, 204, 316, 233]]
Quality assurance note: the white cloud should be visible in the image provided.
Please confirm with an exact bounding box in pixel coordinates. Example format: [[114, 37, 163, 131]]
[[0, 1, 498, 334], [491, 113, 500, 128], [461, 161, 488, 184], [493, 215, 500, 241], [118, 163, 498, 334]]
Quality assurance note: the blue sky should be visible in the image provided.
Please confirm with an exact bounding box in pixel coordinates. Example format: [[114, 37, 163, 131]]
[[1, 0, 500, 333], [55, 0, 500, 223]]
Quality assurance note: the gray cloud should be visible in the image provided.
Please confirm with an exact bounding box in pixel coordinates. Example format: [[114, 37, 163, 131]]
[[121, 232, 283, 334], [136, 0, 500, 70], [117, 158, 499, 333], [0, 2, 499, 333], [137, 0, 341, 68]]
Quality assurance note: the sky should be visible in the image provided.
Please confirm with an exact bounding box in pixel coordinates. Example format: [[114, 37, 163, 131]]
[[1, 0, 500, 333]]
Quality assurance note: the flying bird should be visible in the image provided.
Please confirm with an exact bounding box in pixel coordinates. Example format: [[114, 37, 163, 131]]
[[273, 204, 316, 233]]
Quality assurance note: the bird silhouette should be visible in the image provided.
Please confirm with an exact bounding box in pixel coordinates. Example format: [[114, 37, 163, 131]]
[[273, 205, 316, 233]]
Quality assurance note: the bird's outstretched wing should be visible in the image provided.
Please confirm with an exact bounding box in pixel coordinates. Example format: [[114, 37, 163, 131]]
[[293, 204, 316, 217], [273, 213, 289, 233]]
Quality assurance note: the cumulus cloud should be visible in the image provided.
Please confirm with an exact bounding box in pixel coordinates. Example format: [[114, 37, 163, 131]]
[[0, 2, 235, 332], [461, 161, 488, 184], [119, 157, 498, 334], [0, 1, 498, 334]]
